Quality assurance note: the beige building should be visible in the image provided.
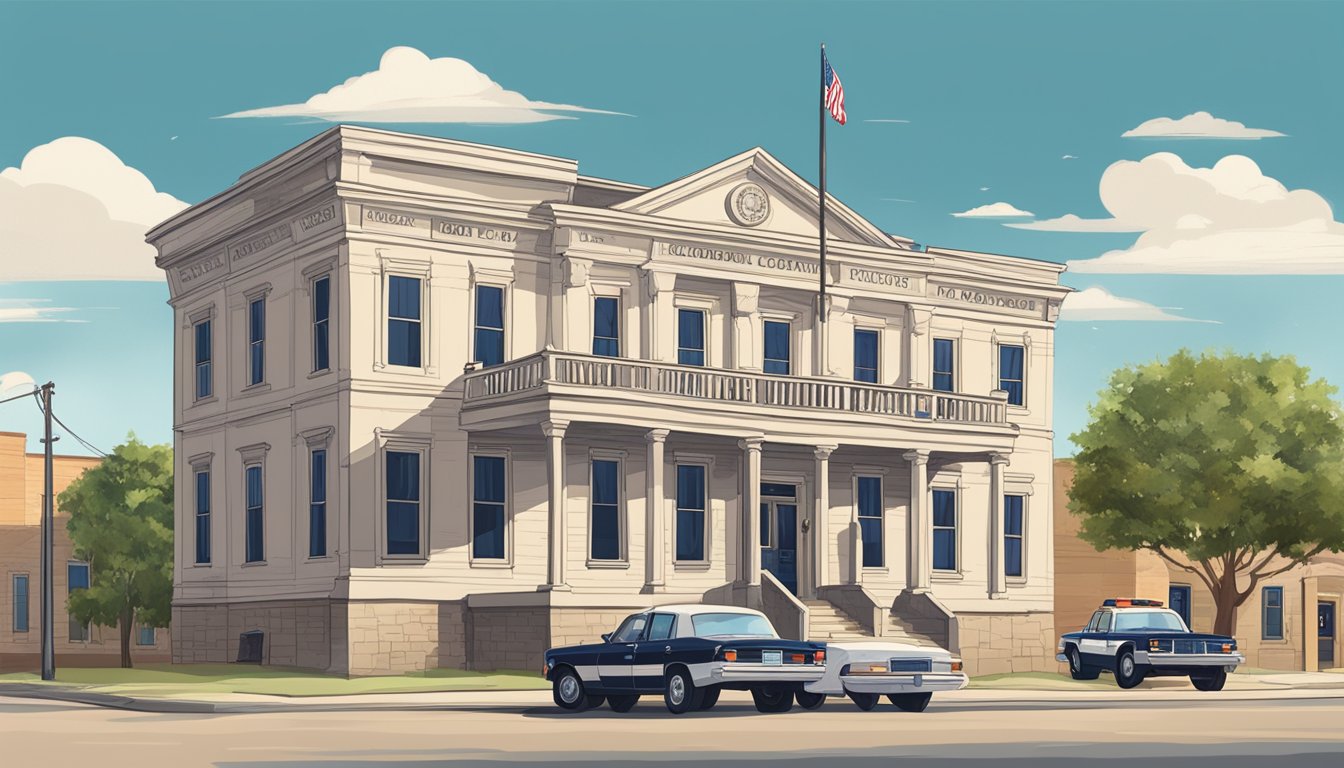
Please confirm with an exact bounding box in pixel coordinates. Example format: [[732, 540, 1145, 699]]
[[0, 431, 171, 670], [150, 126, 1069, 676], [1055, 458, 1343, 671]]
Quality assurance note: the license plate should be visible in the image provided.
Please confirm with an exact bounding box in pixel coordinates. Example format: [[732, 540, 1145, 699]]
[[762, 650, 782, 665]]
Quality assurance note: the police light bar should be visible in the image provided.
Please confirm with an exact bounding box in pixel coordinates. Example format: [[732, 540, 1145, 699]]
[[1102, 598, 1164, 607]]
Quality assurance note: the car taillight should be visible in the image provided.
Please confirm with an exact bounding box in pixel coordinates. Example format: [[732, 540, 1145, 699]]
[[951, 660, 963, 672], [791, 653, 805, 664], [815, 650, 825, 664], [1150, 639, 1160, 650], [723, 649, 738, 662]]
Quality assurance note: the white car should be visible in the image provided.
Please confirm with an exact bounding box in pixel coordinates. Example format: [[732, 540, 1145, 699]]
[[804, 640, 967, 711]]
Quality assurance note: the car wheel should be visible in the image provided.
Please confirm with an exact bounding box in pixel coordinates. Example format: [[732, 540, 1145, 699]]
[[1191, 670, 1227, 692], [1114, 649, 1145, 689], [664, 667, 703, 715], [1067, 647, 1100, 680], [751, 686, 795, 713], [887, 692, 932, 712], [795, 690, 827, 710], [697, 686, 721, 710], [848, 690, 880, 711], [552, 667, 589, 711], [608, 694, 640, 713]]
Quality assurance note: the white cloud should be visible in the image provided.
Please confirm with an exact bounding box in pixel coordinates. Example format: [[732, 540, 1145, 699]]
[[0, 299, 86, 323], [218, 46, 626, 124], [952, 201, 1034, 218], [1, 137, 188, 281], [0, 371, 36, 394], [1012, 152, 1344, 274], [1058, 287, 1217, 323], [979, 186, 990, 191], [1062, 154, 1078, 160], [1122, 111, 1285, 139]]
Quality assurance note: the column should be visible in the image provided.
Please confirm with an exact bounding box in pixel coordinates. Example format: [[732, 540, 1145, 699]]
[[644, 429, 670, 592], [740, 437, 765, 585], [903, 449, 931, 591], [561, 257, 590, 353], [819, 295, 851, 377], [988, 453, 1009, 598], [644, 270, 677, 362], [731, 283, 761, 371], [904, 305, 934, 388], [542, 420, 570, 591], [814, 445, 836, 593]]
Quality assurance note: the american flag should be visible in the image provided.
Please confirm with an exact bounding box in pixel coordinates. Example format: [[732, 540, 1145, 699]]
[[823, 50, 846, 125]]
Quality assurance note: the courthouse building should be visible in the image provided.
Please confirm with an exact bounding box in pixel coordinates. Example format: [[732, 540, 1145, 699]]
[[149, 126, 1069, 675]]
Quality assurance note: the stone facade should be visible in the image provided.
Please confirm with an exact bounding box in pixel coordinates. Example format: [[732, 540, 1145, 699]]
[[955, 611, 1057, 675]]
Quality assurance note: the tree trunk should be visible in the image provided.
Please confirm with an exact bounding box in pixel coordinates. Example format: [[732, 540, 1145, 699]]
[[119, 606, 133, 669], [1211, 562, 1241, 637]]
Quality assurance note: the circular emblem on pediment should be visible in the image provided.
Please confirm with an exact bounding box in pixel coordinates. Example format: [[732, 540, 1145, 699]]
[[727, 182, 770, 227]]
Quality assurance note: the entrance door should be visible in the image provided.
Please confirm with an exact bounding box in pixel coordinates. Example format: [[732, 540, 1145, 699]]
[[760, 483, 798, 595], [1169, 585, 1192, 628], [1320, 602, 1336, 667]]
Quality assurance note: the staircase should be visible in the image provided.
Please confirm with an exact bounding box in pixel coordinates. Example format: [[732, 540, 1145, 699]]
[[802, 598, 948, 648], [889, 613, 946, 648]]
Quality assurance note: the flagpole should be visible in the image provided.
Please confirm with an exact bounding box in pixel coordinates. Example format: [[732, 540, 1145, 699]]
[[818, 43, 829, 377]]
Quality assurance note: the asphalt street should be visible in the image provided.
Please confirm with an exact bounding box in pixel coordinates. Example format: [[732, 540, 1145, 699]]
[[4, 691, 1344, 766]]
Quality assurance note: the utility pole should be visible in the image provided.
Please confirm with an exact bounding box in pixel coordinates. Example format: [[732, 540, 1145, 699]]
[[40, 381, 57, 680]]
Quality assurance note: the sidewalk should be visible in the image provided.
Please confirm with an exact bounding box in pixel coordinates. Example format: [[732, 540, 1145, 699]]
[[4, 670, 1344, 714]]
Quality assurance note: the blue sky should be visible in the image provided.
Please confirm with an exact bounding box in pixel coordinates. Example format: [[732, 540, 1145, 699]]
[[1, 0, 1341, 457]]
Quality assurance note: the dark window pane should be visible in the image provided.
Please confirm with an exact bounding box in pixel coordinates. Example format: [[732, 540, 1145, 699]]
[[648, 614, 676, 641], [13, 575, 28, 632], [592, 503, 620, 560], [246, 466, 263, 507], [314, 321, 330, 371], [776, 504, 797, 550], [473, 503, 505, 559], [999, 344, 1025, 405], [249, 299, 265, 343], [313, 277, 330, 372], [763, 321, 790, 374], [593, 297, 620, 357], [310, 450, 326, 502], [475, 328, 504, 367], [854, 329, 878, 383], [245, 466, 264, 563], [676, 509, 705, 561], [389, 276, 421, 320], [1005, 537, 1023, 577], [67, 563, 89, 591], [592, 460, 618, 505], [933, 530, 956, 571], [1004, 495, 1023, 535], [388, 319, 421, 367], [759, 502, 771, 547], [475, 285, 503, 328], [310, 451, 327, 558], [388, 501, 421, 555], [760, 482, 796, 498], [857, 477, 882, 518], [933, 490, 956, 527], [860, 518, 883, 568], [678, 308, 705, 362], [387, 452, 420, 501], [196, 361, 212, 400], [933, 338, 954, 392], [678, 349, 705, 366], [250, 342, 264, 385], [195, 321, 211, 364], [314, 277, 330, 321], [676, 465, 705, 511], [474, 456, 505, 503], [195, 470, 210, 565]]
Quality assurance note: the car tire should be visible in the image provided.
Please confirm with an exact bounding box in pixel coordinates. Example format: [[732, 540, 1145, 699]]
[[887, 692, 932, 712], [1114, 648, 1145, 689], [664, 667, 703, 715], [1067, 646, 1100, 680], [751, 686, 795, 713], [552, 667, 589, 711], [608, 694, 640, 713], [1191, 670, 1227, 692], [848, 690, 880, 711], [697, 686, 721, 710], [795, 690, 827, 710]]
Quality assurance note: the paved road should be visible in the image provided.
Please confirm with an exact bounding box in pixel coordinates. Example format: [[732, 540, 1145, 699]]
[[4, 690, 1344, 766]]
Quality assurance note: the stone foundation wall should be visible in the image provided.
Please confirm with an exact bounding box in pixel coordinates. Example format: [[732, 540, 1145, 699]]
[[469, 606, 550, 672], [345, 600, 452, 675], [955, 611, 1056, 676], [173, 604, 231, 663], [173, 599, 331, 670]]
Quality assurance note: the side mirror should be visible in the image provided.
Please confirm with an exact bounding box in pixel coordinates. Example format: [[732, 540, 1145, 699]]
[[601, 633, 612, 643]]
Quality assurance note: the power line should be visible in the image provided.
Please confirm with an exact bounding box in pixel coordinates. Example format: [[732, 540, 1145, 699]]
[[33, 395, 108, 458], [0, 387, 39, 406]]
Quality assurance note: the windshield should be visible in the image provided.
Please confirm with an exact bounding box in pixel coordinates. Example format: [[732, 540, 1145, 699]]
[[691, 612, 777, 638], [1113, 611, 1186, 632]]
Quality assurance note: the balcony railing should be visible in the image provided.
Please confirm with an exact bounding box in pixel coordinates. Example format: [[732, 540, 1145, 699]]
[[463, 351, 1009, 426]]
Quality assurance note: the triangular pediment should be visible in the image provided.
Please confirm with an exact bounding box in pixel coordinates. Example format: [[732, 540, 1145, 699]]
[[612, 148, 907, 248]]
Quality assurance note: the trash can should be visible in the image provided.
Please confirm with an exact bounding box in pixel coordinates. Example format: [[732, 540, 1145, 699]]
[[237, 630, 264, 663]]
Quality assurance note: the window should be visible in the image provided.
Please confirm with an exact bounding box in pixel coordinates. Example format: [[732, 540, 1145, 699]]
[[933, 338, 955, 392], [312, 275, 330, 372], [309, 449, 327, 558], [474, 284, 505, 367], [245, 465, 264, 563], [763, 321, 791, 375], [999, 344, 1025, 406], [386, 451, 422, 556], [857, 476, 884, 567], [1114, 611, 1185, 632], [590, 459, 621, 561], [387, 275, 422, 367], [12, 574, 28, 633], [612, 614, 648, 643], [247, 297, 265, 386], [678, 308, 706, 366], [137, 625, 156, 646], [194, 469, 211, 565], [592, 297, 620, 357], [194, 319, 212, 400], [932, 489, 957, 571], [647, 613, 676, 641], [1263, 586, 1284, 640], [854, 329, 879, 384], [675, 465, 706, 561], [691, 612, 776, 638], [1085, 611, 1103, 633], [1004, 494, 1024, 577], [472, 455, 506, 559], [67, 562, 90, 642], [1096, 611, 1113, 632]]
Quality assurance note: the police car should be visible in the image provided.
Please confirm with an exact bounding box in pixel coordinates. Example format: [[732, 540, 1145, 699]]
[[1056, 598, 1245, 690]]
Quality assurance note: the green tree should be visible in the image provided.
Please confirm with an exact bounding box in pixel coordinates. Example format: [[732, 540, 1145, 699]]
[[60, 435, 173, 668], [1070, 350, 1344, 636]]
